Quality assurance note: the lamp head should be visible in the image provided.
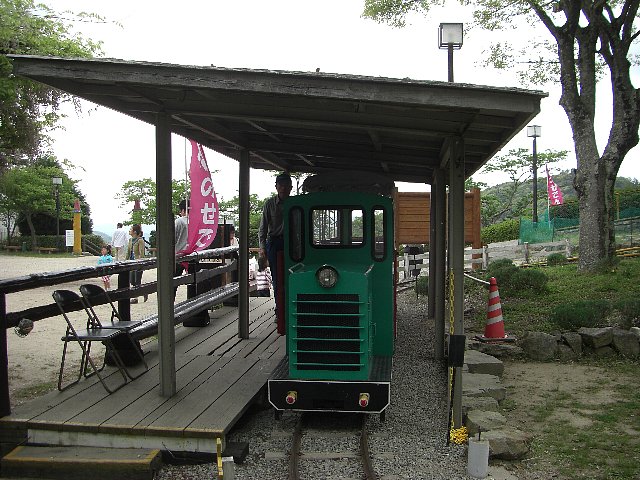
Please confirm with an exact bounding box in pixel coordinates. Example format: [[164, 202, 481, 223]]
[[527, 125, 542, 138], [438, 23, 463, 50]]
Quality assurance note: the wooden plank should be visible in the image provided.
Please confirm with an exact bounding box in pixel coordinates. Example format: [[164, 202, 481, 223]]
[[102, 355, 233, 431], [178, 298, 274, 357], [28, 355, 213, 428], [68, 355, 211, 428], [143, 356, 258, 432], [188, 305, 275, 356], [189, 356, 282, 434], [219, 321, 278, 359], [258, 334, 286, 360]]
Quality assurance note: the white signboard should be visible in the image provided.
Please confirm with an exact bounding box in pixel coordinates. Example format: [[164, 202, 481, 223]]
[[65, 230, 74, 247]]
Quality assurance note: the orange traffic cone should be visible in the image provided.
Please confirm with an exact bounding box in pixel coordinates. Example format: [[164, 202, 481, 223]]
[[476, 277, 515, 343]]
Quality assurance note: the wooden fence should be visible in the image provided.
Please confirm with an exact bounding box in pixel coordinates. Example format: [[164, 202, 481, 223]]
[[398, 239, 575, 280]]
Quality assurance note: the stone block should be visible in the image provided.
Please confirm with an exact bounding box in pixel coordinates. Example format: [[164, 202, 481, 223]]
[[612, 328, 640, 357], [462, 373, 506, 402], [465, 410, 507, 435], [578, 327, 613, 349], [465, 349, 504, 377], [483, 428, 532, 460]]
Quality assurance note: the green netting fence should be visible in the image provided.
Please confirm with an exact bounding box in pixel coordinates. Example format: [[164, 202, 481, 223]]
[[520, 209, 640, 246]]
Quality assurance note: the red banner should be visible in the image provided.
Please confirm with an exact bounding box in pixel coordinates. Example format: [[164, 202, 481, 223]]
[[546, 165, 564, 206], [177, 141, 219, 255]]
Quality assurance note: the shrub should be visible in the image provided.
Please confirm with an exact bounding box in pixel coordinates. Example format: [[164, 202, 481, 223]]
[[481, 218, 520, 244], [486, 258, 518, 285], [486, 260, 548, 297], [547, 253, 567, 266], [511, 268, 548, 295], [415, 276, 428, 296], [613, 298, 640, 328], [551, 300, 611, 331]]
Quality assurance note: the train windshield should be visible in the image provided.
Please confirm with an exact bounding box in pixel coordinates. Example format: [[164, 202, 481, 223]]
[[311, 207, 364, 247]]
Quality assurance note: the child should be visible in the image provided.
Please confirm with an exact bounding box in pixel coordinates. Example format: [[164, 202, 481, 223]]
[[97, 245, 114, 290], [256, 256, 272, 297]]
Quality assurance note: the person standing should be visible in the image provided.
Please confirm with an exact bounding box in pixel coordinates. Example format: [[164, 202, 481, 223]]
[[174, 200, 189, 298], [126, 224, 147, 303], [111, 223, 128, 261], [97, 245, 114, 290], [258, 173, 292, 319]]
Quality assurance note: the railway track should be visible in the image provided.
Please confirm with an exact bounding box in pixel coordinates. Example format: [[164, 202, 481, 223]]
[[287, 413, 379, 480]]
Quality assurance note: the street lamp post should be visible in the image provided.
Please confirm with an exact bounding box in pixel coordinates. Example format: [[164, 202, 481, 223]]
[[527, 125, 542, 223], [438, 23, 464, 82], [52, 177, 62, 250]]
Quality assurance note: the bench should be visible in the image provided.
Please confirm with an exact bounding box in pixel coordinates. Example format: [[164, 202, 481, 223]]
[[130, 283, 240, 340], [37, 247, 58, 254], [3, 245, 21, 252]]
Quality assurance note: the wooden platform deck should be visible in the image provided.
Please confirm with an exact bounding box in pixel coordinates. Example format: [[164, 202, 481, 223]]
[[0, 297, 283, 453]]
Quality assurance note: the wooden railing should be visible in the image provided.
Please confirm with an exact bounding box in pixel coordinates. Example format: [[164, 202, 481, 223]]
[[0, 246, 239, 417]]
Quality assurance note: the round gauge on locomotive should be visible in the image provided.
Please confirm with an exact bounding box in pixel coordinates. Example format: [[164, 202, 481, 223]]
[[316, 266, 338, 288]]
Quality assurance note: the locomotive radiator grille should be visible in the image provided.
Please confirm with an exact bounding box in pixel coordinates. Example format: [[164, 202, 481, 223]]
[[293, 294, 365, 372]]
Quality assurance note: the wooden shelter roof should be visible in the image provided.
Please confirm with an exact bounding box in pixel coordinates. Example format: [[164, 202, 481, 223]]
[[10, 55, 546, 181]]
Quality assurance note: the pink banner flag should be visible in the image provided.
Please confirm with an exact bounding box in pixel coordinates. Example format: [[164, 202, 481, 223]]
[[177, 141, 219, 255], [546, 165, 564, 206]]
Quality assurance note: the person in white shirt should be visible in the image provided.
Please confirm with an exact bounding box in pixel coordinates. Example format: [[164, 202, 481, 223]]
[[111, 223, 128, 261]]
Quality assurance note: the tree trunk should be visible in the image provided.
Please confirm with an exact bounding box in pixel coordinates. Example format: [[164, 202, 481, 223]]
[[26, 213, 38, 250], [574, 156, 616, 271]]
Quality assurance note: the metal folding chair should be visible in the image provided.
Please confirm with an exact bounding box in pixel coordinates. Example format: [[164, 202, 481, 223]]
[[53, 289, 129, 393], [79, 283, 149, 378]]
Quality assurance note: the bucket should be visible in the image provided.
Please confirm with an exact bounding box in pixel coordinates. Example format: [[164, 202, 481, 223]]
[[467, 438, 489, 478]]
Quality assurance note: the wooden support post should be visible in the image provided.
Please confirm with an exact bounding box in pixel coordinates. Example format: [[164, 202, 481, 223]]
[[432, 168, 446, 361], [482, 245, 489, 270], [449, 137, 465, 428], [238, 149, 250, 339], [156, 112, 176, 397], [0, 293, 9, 416]]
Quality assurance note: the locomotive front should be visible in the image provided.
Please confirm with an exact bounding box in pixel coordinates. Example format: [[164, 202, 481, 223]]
[[268, 191, 394, 415]]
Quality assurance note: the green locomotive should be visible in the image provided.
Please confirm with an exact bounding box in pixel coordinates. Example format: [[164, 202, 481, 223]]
[[269, 179, 395, 417]]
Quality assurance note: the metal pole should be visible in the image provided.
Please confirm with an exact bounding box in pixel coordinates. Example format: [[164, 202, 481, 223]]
[[55, 186, 60, 250], [448, 44, 454, 82], [532, 136, 538, 223]]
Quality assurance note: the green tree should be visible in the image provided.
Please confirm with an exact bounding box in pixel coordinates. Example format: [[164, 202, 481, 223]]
[[219, 194, 268, 248], [479, 148, 567, 225], [0, 0, 103, 170], [0, 157, 76, 248], [363, 0, 640, 272], [115, 178, 189, 226]]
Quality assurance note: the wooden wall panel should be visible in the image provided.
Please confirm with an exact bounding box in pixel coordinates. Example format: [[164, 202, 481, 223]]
[[394, 189, 481, 248]]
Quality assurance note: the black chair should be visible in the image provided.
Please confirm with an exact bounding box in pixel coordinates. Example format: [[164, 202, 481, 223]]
[[79, 284, 149, 378], [53, 289, 129, 393]]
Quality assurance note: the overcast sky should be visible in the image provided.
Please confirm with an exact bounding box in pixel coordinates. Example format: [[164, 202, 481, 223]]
[[44, 1, 639, 235]]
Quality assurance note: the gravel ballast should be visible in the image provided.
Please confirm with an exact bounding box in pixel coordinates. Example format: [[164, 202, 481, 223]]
[[157, 292, 474, 479]]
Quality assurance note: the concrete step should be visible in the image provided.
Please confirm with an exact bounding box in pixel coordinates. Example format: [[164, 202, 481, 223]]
[[1, 445, 162, 480]]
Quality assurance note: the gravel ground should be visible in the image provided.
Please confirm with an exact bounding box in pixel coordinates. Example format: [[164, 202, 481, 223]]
[[156, 291, 474, 480]]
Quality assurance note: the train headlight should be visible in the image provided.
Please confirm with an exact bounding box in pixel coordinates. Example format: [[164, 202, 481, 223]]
[[316, 266, 338, 288]]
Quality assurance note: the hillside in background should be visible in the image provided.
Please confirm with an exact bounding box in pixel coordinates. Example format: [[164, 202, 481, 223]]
[[480, 170, 639, 225]]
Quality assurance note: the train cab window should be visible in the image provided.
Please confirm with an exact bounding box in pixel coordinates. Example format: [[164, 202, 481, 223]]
[[312, 207, 364, 247], [289, 207, 304, 261], [372, 207, 386, 260]]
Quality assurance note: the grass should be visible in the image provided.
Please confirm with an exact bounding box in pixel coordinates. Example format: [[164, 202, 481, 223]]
[[467, 256, 640, 336], [527, 363, 640, 479], [0, 251, 79, 259], [13, 381, 57, 403]]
